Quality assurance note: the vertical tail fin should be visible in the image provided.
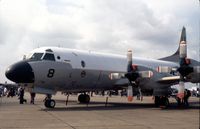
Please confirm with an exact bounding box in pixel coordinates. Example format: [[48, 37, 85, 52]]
[[159, 27, 186, 62], [180, 26, 186, 41]]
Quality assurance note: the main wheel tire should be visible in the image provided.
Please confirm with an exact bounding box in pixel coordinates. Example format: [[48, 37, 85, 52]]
[[78, 94, 85, 103], [160, 97, 169, 109], [78, 94, 90, 103], [154, 96, 160, 107]]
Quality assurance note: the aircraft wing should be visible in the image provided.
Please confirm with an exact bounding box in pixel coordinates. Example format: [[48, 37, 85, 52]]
[[157, 76, 180, 84], [114, 77, 129, 86], [114, 72, 180, 87]]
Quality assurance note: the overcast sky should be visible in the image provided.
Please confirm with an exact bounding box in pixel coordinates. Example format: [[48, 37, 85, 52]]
[[0, 0, 199, 82]]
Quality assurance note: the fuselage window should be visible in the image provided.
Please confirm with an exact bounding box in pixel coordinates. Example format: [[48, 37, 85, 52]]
[[29, 53, 44, 61], [43, 53, 55, 61], [57, 56, 61, 60], [81, 60, 86, 68]]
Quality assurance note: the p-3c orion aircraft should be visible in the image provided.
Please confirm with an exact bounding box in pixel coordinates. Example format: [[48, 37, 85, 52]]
[[5, 27, 200, 108]]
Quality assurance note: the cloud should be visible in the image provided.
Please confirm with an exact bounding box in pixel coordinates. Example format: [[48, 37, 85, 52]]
[[0, 0, 199, 82]]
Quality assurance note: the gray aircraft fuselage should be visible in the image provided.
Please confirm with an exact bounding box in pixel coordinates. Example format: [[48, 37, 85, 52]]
[[6, 47, 181, 95]]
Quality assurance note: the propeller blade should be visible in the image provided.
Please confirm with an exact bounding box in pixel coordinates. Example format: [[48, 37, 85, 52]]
[[139, 71, 153, 78], [127, 85, 133, 102], [127, 49, 133, 72], [127, 50, 133, 102], [193, 66, 200, 73], [179, 41, 187, 59], [177, 81, 185, 99]]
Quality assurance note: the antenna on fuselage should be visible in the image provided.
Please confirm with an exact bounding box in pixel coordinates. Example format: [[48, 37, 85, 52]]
[[23, 55, 26, 60]]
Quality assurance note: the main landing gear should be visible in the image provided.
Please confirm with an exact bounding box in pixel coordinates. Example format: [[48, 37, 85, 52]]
[[44, 94, 56, 108], [78, 94, 90, 104], [175, 97, 189, 107], [154, 96, 169, 108]]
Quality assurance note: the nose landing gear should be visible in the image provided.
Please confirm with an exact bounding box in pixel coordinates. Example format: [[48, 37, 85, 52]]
[[44, 94, 56, 108], [44, 99, 56, 108]]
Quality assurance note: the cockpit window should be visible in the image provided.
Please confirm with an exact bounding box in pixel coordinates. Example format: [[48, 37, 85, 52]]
[[43, 53, 55, 61], [30, 53, 44, 61]]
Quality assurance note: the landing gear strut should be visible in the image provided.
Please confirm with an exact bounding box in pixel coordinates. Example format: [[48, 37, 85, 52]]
[[78, 94, 90, 104], [154, 96, 169, 108], [44, 94, 56, 108]]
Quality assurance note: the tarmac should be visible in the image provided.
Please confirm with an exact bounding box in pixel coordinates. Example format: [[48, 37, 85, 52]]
[[0, 93, 199, 129]]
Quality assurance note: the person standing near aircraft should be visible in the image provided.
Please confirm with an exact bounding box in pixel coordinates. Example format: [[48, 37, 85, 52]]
[[19, 87, 26, 104], [3, 87, 7, 96], [30, 92, 36, 104], [184, 89, 191, 106], [17, 87, 21, 96]]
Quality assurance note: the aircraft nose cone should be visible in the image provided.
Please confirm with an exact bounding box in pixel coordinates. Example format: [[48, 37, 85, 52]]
[[5, 61, 34, 83]]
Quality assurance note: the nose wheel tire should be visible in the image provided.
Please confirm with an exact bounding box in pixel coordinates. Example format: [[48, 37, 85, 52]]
[[154, 96, 160, 107], [44, 99, 56, 108]]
